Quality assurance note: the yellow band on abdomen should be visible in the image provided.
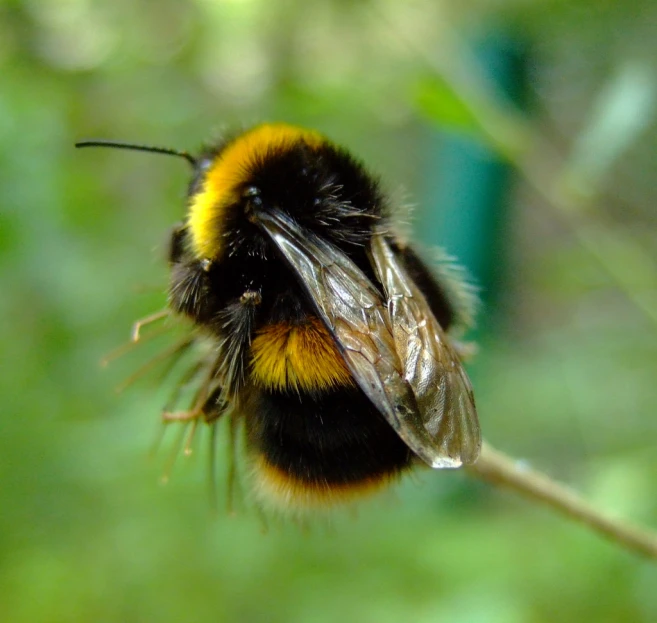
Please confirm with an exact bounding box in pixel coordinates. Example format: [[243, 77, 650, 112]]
[[250, 454, 394, 512], [250, 318, 354, 393]]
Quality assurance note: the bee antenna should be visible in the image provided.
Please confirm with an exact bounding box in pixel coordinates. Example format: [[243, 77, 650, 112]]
[[75, 139, 197, 167]]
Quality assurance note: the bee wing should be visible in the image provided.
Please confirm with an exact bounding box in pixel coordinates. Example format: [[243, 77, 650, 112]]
[[256, 210, 470, 468], [370, 235, 481, 466]]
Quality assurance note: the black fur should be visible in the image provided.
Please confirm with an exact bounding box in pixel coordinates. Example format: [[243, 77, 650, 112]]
[[244, 383, 413, 486], [168, 137, 388, 371], [168, 132, 449, 498]]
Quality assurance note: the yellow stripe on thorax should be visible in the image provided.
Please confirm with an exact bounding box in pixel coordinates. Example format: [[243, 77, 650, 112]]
[[250, 318, 354, 393], [188, 123, 323, 260]]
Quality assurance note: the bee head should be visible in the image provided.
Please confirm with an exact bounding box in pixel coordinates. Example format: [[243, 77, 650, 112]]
[[186, 123, 382, 263]]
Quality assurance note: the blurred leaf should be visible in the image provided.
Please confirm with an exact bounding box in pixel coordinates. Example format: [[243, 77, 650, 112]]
[[560, 61, 656, 202], [414, 75, 487, 138]]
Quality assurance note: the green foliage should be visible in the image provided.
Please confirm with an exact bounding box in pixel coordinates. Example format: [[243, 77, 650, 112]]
[[415, 76, 486, 137], [1, 1, 656, 622]]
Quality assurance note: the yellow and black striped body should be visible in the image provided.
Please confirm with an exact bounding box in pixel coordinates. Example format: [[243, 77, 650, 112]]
[[244, 306, 415, 509], [167, 124, 461, 510]]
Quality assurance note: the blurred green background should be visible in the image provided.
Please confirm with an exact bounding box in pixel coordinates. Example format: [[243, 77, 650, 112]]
[[2, 1, 657, 621]]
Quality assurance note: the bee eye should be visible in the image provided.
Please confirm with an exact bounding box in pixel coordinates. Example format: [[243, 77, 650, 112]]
[[243, 186, 260, 199], [243, 186, 263, 209], [243, 186, 263, 221]]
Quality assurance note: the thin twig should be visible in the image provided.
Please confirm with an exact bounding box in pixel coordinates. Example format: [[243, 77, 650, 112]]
[[469, 442, 657, 560]]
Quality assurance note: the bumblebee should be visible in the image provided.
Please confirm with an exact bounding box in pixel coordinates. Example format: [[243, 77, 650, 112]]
[[77, 123, 481, 511]]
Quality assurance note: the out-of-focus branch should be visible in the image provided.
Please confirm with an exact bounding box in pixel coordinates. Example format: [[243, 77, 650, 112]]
[[469, 442, 657, 560]]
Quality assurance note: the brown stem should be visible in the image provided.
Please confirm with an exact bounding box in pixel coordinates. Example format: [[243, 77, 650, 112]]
[[468, 442, 657, 559]]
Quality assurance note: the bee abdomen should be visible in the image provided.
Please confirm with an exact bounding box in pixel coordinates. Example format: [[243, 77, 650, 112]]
[[243, 387, 414, 511]]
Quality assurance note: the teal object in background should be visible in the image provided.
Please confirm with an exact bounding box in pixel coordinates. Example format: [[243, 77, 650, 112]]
[[421, 35, 526, 327]]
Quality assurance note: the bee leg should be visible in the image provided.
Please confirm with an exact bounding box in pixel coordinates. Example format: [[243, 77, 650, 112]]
[[112, 335, 194, 393], [131, 309, 171, 342], [225, 414, 240, 515], [161, 408, 202, 422], [211, 289, 262, 397], [162, 384, 228, 423]]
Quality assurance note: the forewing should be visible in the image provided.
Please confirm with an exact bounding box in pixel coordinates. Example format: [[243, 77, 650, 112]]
[[370, 235, 481, 465], [256, 210, 445, 466]]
